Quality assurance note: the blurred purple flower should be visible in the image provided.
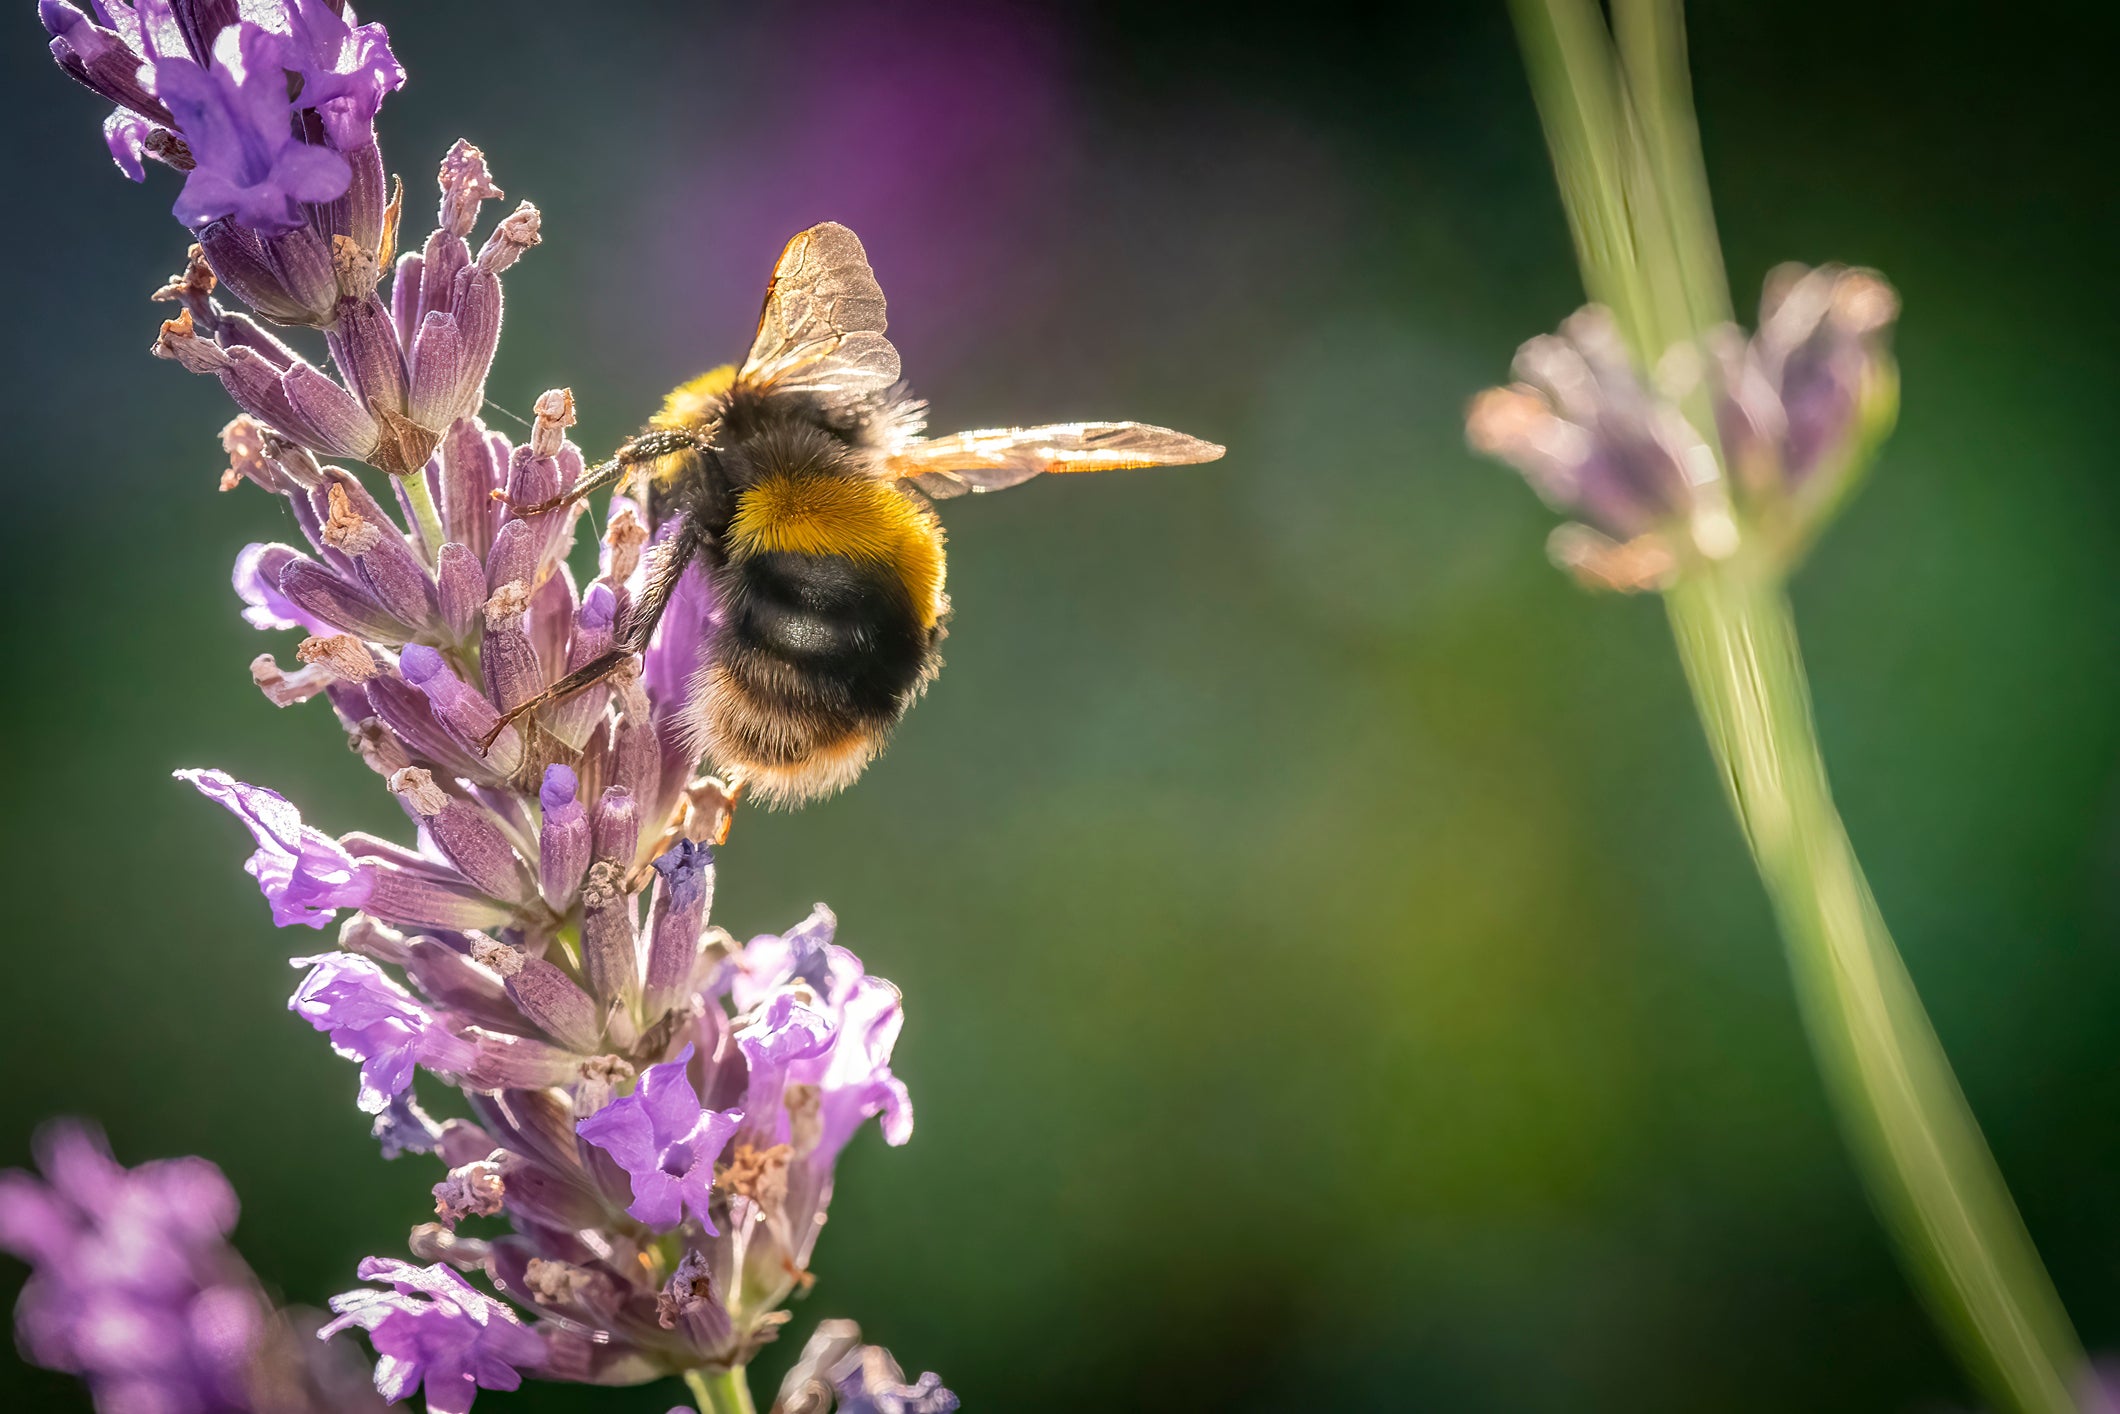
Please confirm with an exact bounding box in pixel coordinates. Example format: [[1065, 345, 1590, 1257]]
[[322, 1258, 545, 1414], [773, 1320, 959, 1414], [0, 1120, 386, 1414]]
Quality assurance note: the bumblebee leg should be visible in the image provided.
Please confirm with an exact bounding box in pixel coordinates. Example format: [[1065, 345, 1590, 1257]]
[[474, 524, 711, 755], [493, 429, 708, 517], [477, 650, 631, 752]]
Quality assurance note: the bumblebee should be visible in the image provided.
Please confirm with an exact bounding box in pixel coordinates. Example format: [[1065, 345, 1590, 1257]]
[[491, 223, 1223, 806]]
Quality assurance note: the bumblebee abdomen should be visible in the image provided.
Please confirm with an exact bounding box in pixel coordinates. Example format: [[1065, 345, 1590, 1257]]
[[728, 551, 934, 719], [698, 542, 946, 806]]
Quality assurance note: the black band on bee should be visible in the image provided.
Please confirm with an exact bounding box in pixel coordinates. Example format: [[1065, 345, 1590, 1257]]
[[718, 550, 940, 734]]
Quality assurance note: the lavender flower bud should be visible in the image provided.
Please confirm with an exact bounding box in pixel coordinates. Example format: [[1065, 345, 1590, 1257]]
[[198, 220, 336, 326], [545, 582, 616, 748], [470, 936, 603, 1055], [643, 841, 714, 1022], [361, 861, 516, 933], [364, 674, 504, 786], [398, 644, 523, 774], [1710, 264, 1901, 553], [436, 417, 505, 557], [539, 766, 591, 909], [321, 476, 437, 631], [581, 788, 641, 1009], [435, 541, 486, 639], [481, 581, 543, 714], [390, 767, 536, 905]]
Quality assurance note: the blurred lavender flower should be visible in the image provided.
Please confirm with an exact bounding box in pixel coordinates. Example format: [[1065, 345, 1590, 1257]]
[[0, 1120, 386, 1414], [1709, 263, 1901, 556], [1467, 267, 1900, 590], [770, 1321, 959, 1414]]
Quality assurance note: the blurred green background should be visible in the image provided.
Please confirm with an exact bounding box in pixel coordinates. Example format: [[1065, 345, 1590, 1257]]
[[5, 1, 2118, 1410]]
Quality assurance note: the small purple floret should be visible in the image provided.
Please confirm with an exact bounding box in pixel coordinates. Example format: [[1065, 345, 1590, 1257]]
[[178, 768, 374, 928], [322, 1258, 544, 1414], [158, 28, 353, 234], [289, 952, 474, 1113], [576, 1046, 744, 1232]]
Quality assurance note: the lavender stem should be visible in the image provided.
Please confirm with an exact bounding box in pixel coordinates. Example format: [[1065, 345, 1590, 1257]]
[[1669, 565, 2090, 1414], [399, 467, 445, 565], [1510, 2, 2097, 1409], [686, 1366, 758, 1414]]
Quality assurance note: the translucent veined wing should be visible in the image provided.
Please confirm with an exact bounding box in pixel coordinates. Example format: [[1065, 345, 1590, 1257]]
[[738, 223, 901, 400], [881, 422, 1226, 499]]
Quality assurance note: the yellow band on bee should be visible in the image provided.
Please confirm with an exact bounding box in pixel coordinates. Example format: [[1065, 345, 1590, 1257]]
[[728, 471, 946, 628], [652, 365, 739, 431]]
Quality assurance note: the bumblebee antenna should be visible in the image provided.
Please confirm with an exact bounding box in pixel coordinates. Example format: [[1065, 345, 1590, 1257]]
[[492, 428, 712, 517]]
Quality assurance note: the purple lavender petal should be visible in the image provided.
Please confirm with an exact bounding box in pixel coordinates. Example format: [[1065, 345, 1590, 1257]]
[[794, 975, 915, 1165], [736, 994, 835, 1145], [176, 768, 374, 928], [155, 29, 352, 235], [576, 1048, 742, 1232], [732, 904, 840, 1012], [323, 1259, 543, 1414], [235, 542, 333, 633], [101, 108, 156, 180], [266, 0, 405, 150], [290, 953, 478, 1112]]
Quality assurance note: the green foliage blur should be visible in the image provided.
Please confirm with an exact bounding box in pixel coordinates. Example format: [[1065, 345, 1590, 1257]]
[[4, 2, 2116, 1410]]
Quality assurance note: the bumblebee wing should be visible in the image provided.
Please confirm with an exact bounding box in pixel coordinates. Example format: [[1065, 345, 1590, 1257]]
[[881, 422, 1225, 499], [738, 223, 901, 401]]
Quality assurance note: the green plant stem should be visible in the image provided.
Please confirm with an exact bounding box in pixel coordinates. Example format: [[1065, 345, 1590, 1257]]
[[686, 1366, 758, 1414], [399, 468, 446, 564], [1667, 564, 2090, 1414]]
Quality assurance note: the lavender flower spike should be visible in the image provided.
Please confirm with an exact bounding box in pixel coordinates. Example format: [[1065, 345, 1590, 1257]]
[[322, 1258, 546, 1414], [577, 1046, 745, 1231], [33, 5, 954, 1409]]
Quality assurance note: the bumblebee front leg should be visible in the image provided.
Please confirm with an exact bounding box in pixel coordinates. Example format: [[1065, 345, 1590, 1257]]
[[492, 428, 707, 517], [474, 523, 711, 754]]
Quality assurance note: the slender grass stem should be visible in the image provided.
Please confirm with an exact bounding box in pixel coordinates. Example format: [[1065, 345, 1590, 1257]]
[[1667, 565, 2090, 1414], [686, 1366, 758, 1414]]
